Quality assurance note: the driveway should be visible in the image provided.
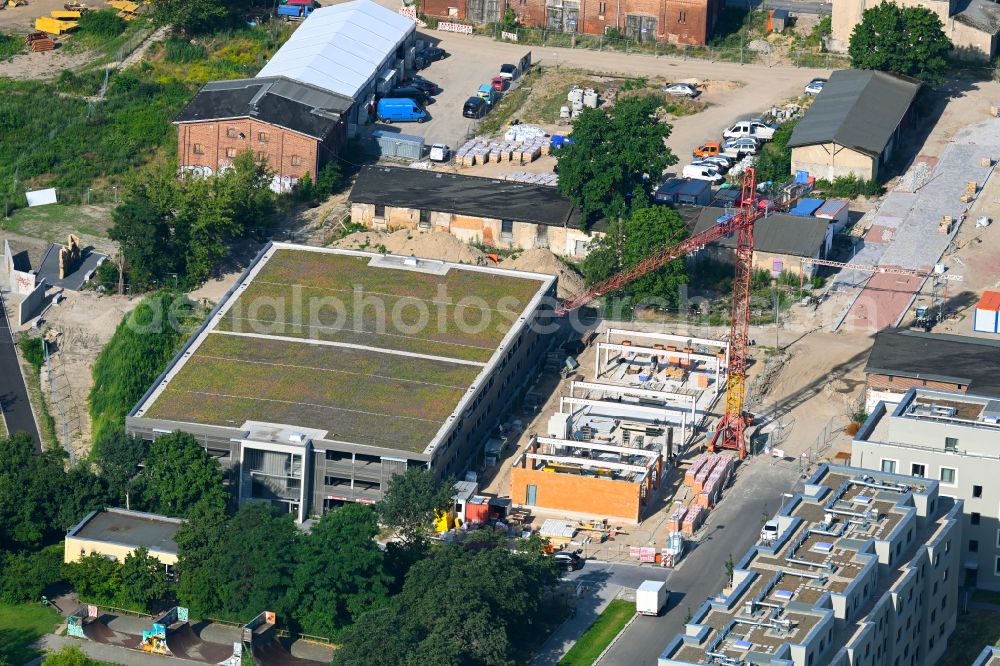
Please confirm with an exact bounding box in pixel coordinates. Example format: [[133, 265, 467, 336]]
[[0, 292, 41, 450]]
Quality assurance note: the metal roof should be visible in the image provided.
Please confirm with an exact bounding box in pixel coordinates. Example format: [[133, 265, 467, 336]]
[[790, 198, 824, 217], [256, 0, 415, 100], [787, 70, 920, 157], [865, 329, 1000, 396], [688, 206, 829, 257]]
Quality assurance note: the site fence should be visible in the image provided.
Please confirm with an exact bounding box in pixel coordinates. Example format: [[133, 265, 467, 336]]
[[470, 23, 853, 69]]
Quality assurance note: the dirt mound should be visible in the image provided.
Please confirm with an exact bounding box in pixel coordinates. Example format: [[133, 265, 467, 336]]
[[330, 230, 486, 264], [500, 248, 586, 299]]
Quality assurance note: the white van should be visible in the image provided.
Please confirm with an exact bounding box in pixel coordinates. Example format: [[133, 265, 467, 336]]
[[723, 120, 777, 141], [682, 164, 725, 184]]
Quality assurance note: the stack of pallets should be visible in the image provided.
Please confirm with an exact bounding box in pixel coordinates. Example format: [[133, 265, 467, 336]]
[[26, 31, 56, 51]]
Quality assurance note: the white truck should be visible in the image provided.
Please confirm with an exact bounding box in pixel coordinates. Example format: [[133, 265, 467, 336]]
[[723, 119, 777, 141], [636, 580, 668, 616]]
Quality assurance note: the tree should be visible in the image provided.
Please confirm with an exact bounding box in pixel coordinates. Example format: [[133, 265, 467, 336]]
[[42, 646, 98, 666], [289, 504, 390, 638], [557, 94, 677, 224], [751, 120, 797, 184], [376, 468, 454, 543], [66, 553, 125, 606], [108, 172, 181, 292], [580, 204, 689, 308], [151, 0, 230, 34], [0, 545, 65, 604], [173, 501, 229, 618], [120, 547, 168, 612], [315, 162, 343, 197], [138, 431, 227, 517], [92, 430, 148, 509], [848, 2, 951, 83]]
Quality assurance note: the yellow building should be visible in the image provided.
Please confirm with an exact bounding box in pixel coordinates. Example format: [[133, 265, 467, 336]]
[[788, 70, 920, 182], [64, 508, 185, 570]]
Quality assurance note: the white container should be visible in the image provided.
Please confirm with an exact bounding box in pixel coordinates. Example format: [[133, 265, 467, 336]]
[[636, 580, 668, 616], [568, 87, 583, 104], [583, 89, 599, 108]]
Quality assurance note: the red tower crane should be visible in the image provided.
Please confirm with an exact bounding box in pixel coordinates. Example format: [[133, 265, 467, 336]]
[[556, 168, 785, 459]]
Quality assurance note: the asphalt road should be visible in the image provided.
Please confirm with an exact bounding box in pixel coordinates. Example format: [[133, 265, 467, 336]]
[[598, 457, 802, 666], [0, 291, 40, 450]]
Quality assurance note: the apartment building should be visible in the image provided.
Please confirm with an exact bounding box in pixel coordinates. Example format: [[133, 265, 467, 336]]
[[853, 387, 1000, 591], [659, 464, 963, 666]]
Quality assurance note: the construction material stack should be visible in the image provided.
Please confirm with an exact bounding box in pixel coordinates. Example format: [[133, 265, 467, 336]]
[[697, 454, 734, 508], [26, 31, 56, 51], [107, 0, 138, 19], [667, 505, 688, 532], [681, 505, 705, 535]]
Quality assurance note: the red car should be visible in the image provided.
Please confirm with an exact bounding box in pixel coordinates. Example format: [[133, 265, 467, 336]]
[[491, 76, 509, 92]]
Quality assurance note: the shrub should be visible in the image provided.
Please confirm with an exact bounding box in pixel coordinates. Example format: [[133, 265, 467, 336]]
[[164, 38, 209, 63], [78, 9, 127, 38], [0, 545, 65, 604], [814, 174, 883, 198], [18, 337, 45, 372]]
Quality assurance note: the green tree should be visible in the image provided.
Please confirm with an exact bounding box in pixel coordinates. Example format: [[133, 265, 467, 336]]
[[376, 468, 453, 544], [498, 7, 519, 32], [848, 2, 951, 83], [751, 120, 797, 184], [315, 162, 343, 196], [173, 501, 229, 618], [120, 547, 168, 612], [289, 504, 390, 638], [41, 645, 97, 666], [557, 94, 677, 223], [0, 545, 65, 604], [92, 430, 148, 508], [580, 204, 689, 307], [138, 431, 227, 517], [108, 172, 181, 291], [151, 0, 230, 34], [78, 9, 126, 37], [66, 553, 125, 606], [0, 434, 77, 550], [18, 336, 44, 372]]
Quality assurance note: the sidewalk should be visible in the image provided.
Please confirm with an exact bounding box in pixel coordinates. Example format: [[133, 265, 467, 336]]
[[530, 585, 625, 665]]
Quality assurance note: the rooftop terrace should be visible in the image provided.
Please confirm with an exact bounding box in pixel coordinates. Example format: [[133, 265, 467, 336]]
[[134, 244, 554, 454]]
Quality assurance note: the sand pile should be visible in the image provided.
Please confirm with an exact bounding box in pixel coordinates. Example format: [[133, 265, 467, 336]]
[[500, 248, 586, 299], [331, 230, 486, 264], [329, 231, 587, 299]]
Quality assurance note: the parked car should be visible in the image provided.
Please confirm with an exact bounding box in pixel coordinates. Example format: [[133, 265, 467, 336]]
[[682, 164, 725, 184], [429, 143, 450, 162], [693, 141, 723, 158], [376, 98, 428, 123], [723, 119, 777, 141], [722, 137, 761, 158], [553, 551, 582, 572], [415, 46, 447, 68], [387, 85, 432, 105], [663, 82, 699, 97], [491, 76, 509, 92], [477, 84, 501, 107], [498, 63, 518, 80], [463, 96, 488, 118], [691, 158, 729, 174], [804, 78, 826, 95], [405, 75, 440, 94]]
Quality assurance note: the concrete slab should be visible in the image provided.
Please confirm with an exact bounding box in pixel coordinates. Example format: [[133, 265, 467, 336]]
[[35, 244, 105, 291]]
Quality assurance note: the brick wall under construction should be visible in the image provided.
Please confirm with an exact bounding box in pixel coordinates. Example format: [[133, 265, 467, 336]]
[[510, 466, 644, 524]]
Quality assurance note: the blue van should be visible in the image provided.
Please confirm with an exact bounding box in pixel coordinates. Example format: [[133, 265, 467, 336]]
[[376, 98, 428, 124]]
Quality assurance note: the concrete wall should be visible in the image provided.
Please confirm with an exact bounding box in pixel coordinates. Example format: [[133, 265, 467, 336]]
[[63, 537, 178, 567], [510, 465, 644, 523], [3, 239, 36, 295], [18, 278, 47, 326], [865, 373, 966, 412], [351, 202, 601, 257], [791, 143, 877, 181]]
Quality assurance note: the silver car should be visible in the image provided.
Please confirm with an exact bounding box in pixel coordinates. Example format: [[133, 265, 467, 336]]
[[663, 82, 700, 97]]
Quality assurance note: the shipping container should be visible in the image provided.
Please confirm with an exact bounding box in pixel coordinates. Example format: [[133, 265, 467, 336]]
[[371, 130, 425, 160]]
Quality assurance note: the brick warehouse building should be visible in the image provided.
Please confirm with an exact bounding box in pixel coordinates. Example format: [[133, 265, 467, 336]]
[[174, 77, 353, 193], [420, 0, 724, 45]]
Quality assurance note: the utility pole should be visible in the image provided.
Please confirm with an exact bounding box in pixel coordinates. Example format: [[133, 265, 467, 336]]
[[772, 278, 779, 351]]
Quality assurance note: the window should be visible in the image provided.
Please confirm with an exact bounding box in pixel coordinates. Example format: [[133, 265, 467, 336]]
[[970, 539, 980, 553], [227, 127, 238, 138], [678, 9, 687, 22], [501, 219, 514, 239], [256, 151, 267, 161], [939, 467, 956, 485], [290, 155, 302, 167], [193, 143, 204, 155], [945, 437, 959, 452], [226, 147, 237, 158], [419, 209, 431, 228], [911, 463, 925, 478], [972, 512, 981, 526], [375, 204, 386, 218], [599, 0, 606, 12], [995, 557, 1000, 576], [881, 459, 897, 474], [974, 485, 983, 498], [258, 131, 269, 143]]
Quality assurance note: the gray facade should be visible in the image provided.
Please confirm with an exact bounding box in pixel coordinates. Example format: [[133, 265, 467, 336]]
[[853, 387, 1000, 590]]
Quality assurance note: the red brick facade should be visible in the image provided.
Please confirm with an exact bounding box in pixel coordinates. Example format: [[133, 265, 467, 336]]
[[176, 119, 344, 190], [420, 0, 722, 44]]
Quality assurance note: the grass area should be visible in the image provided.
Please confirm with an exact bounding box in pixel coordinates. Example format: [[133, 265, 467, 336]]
[[19, 357, 60, 451], [938, 610, 1000, 666], [558, 600, 634, 666], [0, 204, 113, 244], [0, 602, 62, 665], [0, 32, 24, 60], [974, 590, 1000, 606]]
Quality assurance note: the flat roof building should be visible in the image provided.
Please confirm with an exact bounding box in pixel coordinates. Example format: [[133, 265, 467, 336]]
[[863, 329, 1000, 411], [348, 166, 602, 258], [788, 70, 920, 182], [853, 386, 1000, 590], [127, 243, 556, 520], [65, 508, 185, 568], [973, 646, 1000, 665], [659, 464, 962, 666]]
